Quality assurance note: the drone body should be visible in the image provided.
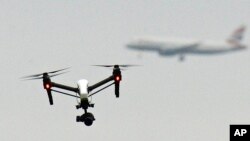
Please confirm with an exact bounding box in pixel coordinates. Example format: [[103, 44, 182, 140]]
[[77, 79, 90, 109], [22, 65, 135, 126]]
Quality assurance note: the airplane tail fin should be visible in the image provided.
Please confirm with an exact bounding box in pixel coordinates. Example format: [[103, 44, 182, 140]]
[[227, 25, 246, 45]]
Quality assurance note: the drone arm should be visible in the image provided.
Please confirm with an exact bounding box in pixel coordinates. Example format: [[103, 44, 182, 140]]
[[51, 82, 78, 93], [88, 75, 114, 92], [88, 82, 115, 97], [51, 89, 80, 98]]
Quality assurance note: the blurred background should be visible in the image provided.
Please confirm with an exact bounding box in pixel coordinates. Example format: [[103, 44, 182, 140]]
[[0, 0, 249, 141]]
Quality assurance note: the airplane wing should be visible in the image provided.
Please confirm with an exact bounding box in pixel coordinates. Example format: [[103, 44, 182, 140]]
[[158, 42, 200, 56]]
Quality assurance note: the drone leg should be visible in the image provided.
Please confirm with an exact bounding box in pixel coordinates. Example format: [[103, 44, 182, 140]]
[[89, 103, 94, 107], [76, 105, 81, 109]]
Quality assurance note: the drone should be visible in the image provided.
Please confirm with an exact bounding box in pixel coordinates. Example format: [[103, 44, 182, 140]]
[[22, 64, 137, 126]]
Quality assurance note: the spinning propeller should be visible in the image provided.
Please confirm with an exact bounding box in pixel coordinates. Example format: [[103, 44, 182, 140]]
[[21, 68, 70, 105], [21, 67, 70, 80], [90, 64, 139, 97], [92, 64, 140, 68], [92, 64, 140, 71]]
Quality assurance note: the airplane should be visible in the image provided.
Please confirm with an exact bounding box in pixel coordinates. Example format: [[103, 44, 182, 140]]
[[21, 65, 136, 126], [126, 25, 247, 61]]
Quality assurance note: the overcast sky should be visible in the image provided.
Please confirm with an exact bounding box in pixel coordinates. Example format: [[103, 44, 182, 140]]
[[1, 0, 250, 141]]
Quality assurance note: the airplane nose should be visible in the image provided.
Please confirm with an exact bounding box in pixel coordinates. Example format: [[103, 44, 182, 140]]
[[240, 45, 247, 49], [126, 40, 144, 50], [126, 42, 137, 49]]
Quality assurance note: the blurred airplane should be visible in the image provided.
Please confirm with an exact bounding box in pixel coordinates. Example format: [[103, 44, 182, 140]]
[[127, 25, 247, 61]]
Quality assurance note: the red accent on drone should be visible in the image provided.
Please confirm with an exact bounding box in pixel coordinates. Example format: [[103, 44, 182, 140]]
[[115, 76, 120, 81], [45, 84, 51, 89]]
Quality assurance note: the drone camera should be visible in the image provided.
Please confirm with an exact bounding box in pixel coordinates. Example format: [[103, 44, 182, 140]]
[[76, 112, 95, 126]]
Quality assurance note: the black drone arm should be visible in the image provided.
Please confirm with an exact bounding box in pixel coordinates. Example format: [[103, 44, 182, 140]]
[[88, 75, 114, 92], [51, 82, 78, 93], [43, 81, 78, 105]]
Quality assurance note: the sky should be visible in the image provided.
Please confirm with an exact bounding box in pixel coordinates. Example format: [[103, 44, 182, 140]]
[[1, 0, 250, 141]]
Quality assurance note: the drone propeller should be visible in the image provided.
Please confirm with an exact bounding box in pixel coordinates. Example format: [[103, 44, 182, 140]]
[[92, 64, 140, 68], [48, 71, 69, 78], [21, 68, 70, 80], [48, 68, 70, 74], [22, 76, 44, 81]]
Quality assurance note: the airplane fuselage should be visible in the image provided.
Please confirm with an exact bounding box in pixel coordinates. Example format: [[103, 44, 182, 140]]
[[127, 37, 246, 60], [127, 26, 247, 61]]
